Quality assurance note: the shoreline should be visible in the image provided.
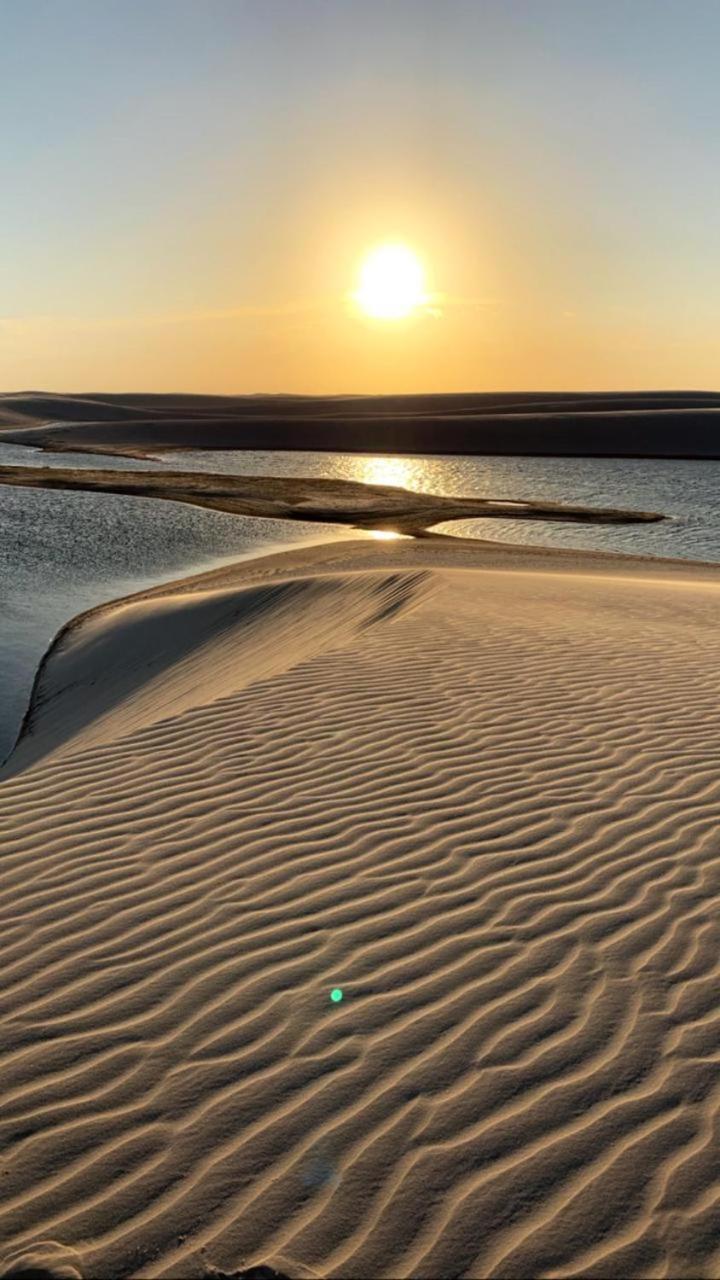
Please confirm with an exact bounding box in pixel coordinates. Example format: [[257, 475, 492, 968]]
[[0, 528, 362, 776], [0, 462, 664, 535], [4, 388, 720, 460], [8, 437, 720, 465], [4, 532, 720, 781]]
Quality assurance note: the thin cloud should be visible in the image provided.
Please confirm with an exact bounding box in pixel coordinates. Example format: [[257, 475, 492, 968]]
[[0, 298, 330, 335], [0, 292, 499, 336]]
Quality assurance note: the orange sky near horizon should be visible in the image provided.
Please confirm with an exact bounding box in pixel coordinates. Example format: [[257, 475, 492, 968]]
[[2, 1, 720, 395]]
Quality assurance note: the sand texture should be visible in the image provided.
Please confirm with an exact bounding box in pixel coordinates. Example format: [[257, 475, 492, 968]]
[[1, 538, 720, 1278]]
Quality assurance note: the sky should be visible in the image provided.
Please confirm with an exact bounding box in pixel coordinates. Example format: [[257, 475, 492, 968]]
[[2, 0, 720, 394]]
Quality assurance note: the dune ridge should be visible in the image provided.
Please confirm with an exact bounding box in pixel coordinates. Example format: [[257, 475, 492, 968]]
[[1, 538, 720, 1278], [4, 389, 720, 458]]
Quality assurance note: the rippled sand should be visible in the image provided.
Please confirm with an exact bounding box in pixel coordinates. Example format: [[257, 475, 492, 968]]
[[1, 538, 719, 1279]]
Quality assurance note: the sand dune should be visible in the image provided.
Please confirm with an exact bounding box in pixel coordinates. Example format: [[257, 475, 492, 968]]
[[1, 538, 720, 1278], [4, 389, 720, 458]]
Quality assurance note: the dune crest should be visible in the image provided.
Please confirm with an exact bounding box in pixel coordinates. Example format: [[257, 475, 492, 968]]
[[1, 540, 720, 1278], [4, 571, 430, 776], [4, 389, 720, 458]]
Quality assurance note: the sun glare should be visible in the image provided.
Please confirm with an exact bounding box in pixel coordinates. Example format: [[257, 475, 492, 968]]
[[355, 244, 427, 320]]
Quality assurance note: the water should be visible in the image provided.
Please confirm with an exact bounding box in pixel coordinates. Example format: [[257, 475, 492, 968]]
[[156, 449, 720, 563], [0, 443, 355, 761], [2, 443, 720, 762]]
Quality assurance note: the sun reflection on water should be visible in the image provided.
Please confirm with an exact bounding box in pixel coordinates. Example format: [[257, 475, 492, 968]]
[[357, 455, 431, 492]]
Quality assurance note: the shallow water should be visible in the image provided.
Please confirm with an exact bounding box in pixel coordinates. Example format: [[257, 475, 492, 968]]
[[157, 448, 720, 563], [0, 443, 354, 761], [2, 442, 720, 762]]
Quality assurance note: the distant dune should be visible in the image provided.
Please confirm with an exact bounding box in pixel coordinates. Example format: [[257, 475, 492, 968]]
[[3, 390, 720, 458]]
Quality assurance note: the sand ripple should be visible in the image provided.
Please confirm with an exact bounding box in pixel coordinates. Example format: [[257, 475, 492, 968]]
[[1, 554, 720, 1278]]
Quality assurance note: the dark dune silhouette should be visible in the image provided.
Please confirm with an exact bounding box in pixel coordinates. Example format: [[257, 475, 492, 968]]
[[2, 390, 720, 458]]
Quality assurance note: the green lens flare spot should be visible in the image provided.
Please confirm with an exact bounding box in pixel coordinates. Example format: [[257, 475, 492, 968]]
[[330, 987, 344, 1004]]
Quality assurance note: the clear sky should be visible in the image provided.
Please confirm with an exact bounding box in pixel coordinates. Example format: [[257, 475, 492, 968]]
[[2, 0, 719, 393]]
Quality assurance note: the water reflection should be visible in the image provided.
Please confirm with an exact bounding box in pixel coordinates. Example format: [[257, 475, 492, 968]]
[[355, 455, 431, 492], [156, 447, 452, 495], [161, 449, 720, 563]]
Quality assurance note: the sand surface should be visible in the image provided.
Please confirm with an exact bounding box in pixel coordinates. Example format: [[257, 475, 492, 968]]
[[0, 463, 663, 535], [1, 537, 720, 1278]]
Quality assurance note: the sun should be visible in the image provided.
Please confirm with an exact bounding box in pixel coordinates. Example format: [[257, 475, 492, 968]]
[[354, 243, 427, 320]]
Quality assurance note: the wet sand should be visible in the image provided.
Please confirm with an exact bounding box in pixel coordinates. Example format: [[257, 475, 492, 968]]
[[0, 463, 662, 536]]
